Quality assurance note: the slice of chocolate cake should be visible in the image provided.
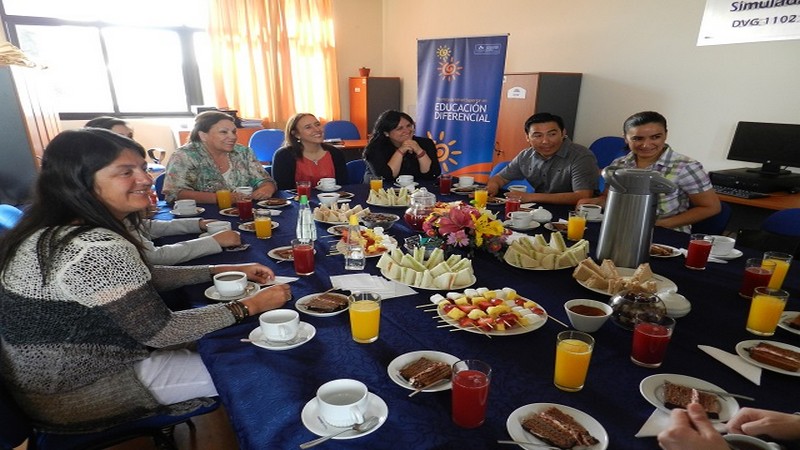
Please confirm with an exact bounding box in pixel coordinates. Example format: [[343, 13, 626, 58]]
[[662, 381, 721, 419], [398, 357, 451, 389], [521, 407, 598, 449], [303, 293, 348, 313]]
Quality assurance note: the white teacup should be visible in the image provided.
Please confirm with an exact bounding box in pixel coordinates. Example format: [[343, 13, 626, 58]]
[[317, 177, 336, 189], [396, 175, 414, 186], [259, 309, 300, 342], [507, 185, 527, 193], [213, 271, 248, 297], [458, 176, 475, 187], [206, 221, 232, 234], [509, 211, 534, 229], [316, 379, 370, 427], [710, 235, 736, 256], [317, 192, 341, 207], [578, 204, 603, 220], [724, 434, 781, 450], [174, 199, 196, 214]]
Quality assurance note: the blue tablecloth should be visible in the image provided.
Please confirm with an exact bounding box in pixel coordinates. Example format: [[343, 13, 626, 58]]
[[155, 182, 800, 450]]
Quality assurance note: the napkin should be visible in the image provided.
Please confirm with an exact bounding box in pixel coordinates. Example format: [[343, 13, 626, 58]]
[[698, 345, 762, 385], [329, 274, 417, 299], [261, 276, 299, 286], [635, 409, 727, 437]]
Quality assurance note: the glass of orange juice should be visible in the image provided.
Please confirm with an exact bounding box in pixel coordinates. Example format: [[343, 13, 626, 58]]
[[349, 292, 381, 343], [473, 189, 488, 209], [369, 176, 383, 191], [554, 330, 594, 392], [216, 189, 232, 209], [762, 251, 792, 289], [746, 287, 789, 336], [567, 210, 588, 241], [253, 209, 272, 239]]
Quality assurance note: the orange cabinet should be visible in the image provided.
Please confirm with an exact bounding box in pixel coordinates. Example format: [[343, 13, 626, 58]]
[[349, 77, 401, 139]]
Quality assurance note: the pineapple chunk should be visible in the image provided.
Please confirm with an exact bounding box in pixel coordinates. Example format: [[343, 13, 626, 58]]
[[483, 290, 497, 299], [495, 322, 507, 331], [502, 288, 518, 300], [446, 307, 467, 320], [454, 296, 470, 306], [486, 305, 511, 316], [470, 296, 486, 305], [523, 300, 538, 309], [467, 309, 488, 320]]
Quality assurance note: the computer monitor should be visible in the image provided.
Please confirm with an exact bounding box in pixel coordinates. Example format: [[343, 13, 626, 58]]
[[726, 121, 800, 176]]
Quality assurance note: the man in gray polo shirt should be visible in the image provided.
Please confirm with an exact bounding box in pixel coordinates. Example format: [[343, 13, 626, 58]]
[[487, 113, 598, 205]]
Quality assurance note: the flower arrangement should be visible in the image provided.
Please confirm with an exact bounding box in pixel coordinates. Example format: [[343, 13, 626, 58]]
[[421, 202, 511, 258]]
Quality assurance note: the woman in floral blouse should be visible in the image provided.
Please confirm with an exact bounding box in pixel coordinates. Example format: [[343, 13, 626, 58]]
[[163, 111, 277, 203]]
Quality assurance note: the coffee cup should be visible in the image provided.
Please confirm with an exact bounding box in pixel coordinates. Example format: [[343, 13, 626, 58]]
[[174, 199, 196, 214], [316, 379, 370, 427], [317, 192, 341, 206], [259, 309, 300, 342], [509, 211, 534, 229], [507, 185, 527, 193], [213, 271, 248, 297], [396, 175, 414, 186], [317, 177, 336, 190], [723, 434, 781, 450], [710, 235, 736, 256], [458, 176, 475, 188], [206, 221, 232, 234], [578, 204, 602, 220]]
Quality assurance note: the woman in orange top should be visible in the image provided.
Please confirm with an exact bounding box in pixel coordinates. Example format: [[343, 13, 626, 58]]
[[271, 113, 348, 190]]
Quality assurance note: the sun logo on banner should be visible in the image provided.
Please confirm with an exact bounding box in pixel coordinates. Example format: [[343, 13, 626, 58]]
[[434, 45, 462, 82], [426, 130, 462, 173]]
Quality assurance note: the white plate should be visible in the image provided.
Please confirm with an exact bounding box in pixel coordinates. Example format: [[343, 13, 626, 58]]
[[393, 182, 419, 188], [506, 403, 609, 450], [204, 282, 260, 301], [335, 235, 398, 258], [314, 217, 348, 225], [587, 213, 603, 223], [735, 340, 800, 377], [301, 392, 388, 439], [519, 202, 537, 209], [256, 199, 290, 208], [543, 222, 569, 233], [639, 373, 739, 422], [237, 221, 279, 232], [170, 207, 205, 217], [710, 248, 743, 260], [486, 197, 506, 206], [326, 224, 367, 236], [502, 219, 541, 232], [247, 322, 315, 351], [451, 185, 483, 194], [387, 350, 460, 392], [219, 207, 239, 217], [650, 243, 681, 258], [295, 292, 350, 317], [316, 184, 341, 192], [379, 267, 476, 291], [577, 267, 678, 296], [366, 199, 409, 208], [268, 246, 295, 261], [437, 294, 547, 336], [778, 311, 800, 336]]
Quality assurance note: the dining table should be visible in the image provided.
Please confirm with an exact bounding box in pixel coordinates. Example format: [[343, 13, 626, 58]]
[[154, 181, 800, 450]]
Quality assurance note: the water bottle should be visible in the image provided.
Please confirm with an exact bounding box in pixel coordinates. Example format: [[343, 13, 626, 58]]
[[295, 195, 317, 241], [344, 214, 365, 270]]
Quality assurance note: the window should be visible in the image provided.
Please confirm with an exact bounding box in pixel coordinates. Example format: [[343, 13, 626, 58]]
[[1, 0, 214, 119]]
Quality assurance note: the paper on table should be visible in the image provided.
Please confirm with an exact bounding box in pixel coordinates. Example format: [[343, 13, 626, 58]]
[[329, 274, 417, 299], [635, 409, 727, 438], [261, 276, 298, 286], [698, 345, 761, 385]]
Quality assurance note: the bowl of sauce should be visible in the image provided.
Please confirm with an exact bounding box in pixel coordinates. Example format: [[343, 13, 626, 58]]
[[564, 299, 613, 333]]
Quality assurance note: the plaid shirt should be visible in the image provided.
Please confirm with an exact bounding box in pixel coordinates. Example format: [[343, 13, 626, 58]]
[[610, 145, 712, 233]]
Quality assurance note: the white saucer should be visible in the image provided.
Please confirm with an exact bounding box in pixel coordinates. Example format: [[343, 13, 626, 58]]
[[710, 248, 743, 260], [170, 207, 205, 217], [519, 202, 537, 209], [502, 219, 541, 231], [204, 282, 260, 301], [248, 322, 316, 351], [301, 392, 388, 439], [393, 182, 419, 188], [237, 221, 279, 232], [659, 292, 692, 318], [316, 184, 341, 192], [586, 213, 603, 223]]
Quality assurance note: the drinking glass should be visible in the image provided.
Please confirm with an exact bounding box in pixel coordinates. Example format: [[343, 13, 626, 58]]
[[291, 238, 315, 276], [685, 233, 713, 270], [439, 174, 452, 195], [369, 176, 383, 192], [746, 287, 789, 336], [348, 292, 381, 343], [740, 258, 775, 298], [631, 313, 675, 368], [473, 189, 488, 208], [763, 251, 792, 289], [451, 360, 491, 428], [235, 186, 253, 221], [554, 330, 594, 392], [567, 210, 587, 241], [216, 189, 232, 209], [296, 180, 311, 199], [253, 209, 272, 239], [504, 197, 521, 219]]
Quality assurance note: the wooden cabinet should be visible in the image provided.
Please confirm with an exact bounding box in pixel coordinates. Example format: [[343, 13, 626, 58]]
[[349, 77, 401, 139], [0, 66, 61, 205], [493, 72, 582, 165]]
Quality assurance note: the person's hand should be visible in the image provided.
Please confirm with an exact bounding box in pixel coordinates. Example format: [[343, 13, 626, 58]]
[[657, 403, 728, 450], [402, 139, 424, 156], [198, 219, 216, 232], [211, 230, 241, 248], [243, 284, 291, 314], [212, 263, 275, 284], [727, 407, 800, 441], [252, 183, 276, 201]]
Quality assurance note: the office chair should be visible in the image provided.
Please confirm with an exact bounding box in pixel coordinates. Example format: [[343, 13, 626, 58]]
[[589, 136, 627, 192], [0, 204, 23, 233], [761, 208, 800, 237], [691, 202, 732, 235], [347, 159, 367, 184], [248, 129, 285, 168], [488, 161, 534, 192], [153, 173, 166, 201], [323, 121, 360, 140], [736, 229, 800, 258]]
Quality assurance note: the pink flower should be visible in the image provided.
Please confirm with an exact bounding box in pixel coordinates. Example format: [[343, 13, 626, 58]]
[[446, 229, 470, 247], [437, 206, 474, 235]]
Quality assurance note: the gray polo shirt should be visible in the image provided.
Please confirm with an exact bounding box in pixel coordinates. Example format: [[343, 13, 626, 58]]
[[498, 138, 599, 193]]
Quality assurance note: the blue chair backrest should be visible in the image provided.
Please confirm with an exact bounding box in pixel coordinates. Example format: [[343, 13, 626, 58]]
[[589, 136, 627, 192], [489, 161, 534, 192], [0, 204, 23, 232], [248, 129, 284, 165], [323, 121, 360, 140], [691, 202, 732, 235], [761, 208, 800, 237], [347, 159, 367, 184], [153, 173, 166, 201]]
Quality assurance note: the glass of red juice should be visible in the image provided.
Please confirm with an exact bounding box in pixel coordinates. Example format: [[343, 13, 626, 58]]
[[296, 180, 311, 199], [236, 199, 253, 221], [504, 197, 521, 219], [451, 359, 491, 428], [685, 233, 713, 270], [631, 313, 675, 368], [439, 174, 452, 195], [739, 258, 776, 298], [291, 238, 315, 276]]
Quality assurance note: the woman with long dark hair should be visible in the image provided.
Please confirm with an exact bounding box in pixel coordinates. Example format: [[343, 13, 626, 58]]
[[363, 110, 441, 181]]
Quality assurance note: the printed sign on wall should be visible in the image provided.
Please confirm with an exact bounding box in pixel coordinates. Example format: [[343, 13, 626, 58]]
[[698, 0, 800, 46]]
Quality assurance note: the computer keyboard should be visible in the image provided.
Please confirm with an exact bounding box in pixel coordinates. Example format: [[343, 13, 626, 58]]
[[712, 185, 770, 199]]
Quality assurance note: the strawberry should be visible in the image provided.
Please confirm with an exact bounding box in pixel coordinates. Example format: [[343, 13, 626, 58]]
[[531, 307, 545, 316], [490, 298, 504, 306], [440, 303, 456, 314], [476, 317, 495, 331], [458, 317, 476, 328], [457, 304, 478, 314], [497, 313, 519, 327], [476, 300, 493, 311]]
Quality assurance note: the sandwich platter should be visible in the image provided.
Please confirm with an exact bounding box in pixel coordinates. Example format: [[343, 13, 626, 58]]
[[506, 403, 608, 450], [576, 267, 678, 296], [377, 247, 475, 291], [503, 233, 589, 270]]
